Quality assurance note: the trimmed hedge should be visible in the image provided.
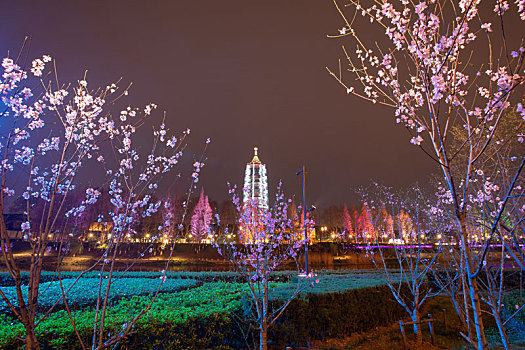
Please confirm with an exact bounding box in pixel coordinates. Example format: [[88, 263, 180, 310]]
[[269, 285, 406, 348], [0, 272, 405, 349], [0, 282, 246, 349], [0, 278, 202, 314], [119, 313, 241, 350]]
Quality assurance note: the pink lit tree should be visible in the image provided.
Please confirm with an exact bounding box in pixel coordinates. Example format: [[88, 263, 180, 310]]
[[190, 188, 212, 243], [342, 204, 355, 241], [327, 0, 525, 347]]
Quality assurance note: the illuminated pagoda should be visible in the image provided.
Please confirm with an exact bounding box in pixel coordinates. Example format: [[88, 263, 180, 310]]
[[243, 147, 269, 211]]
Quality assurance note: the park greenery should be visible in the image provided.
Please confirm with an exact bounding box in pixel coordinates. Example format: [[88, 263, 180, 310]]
[[0, 42, 208, 349], [0, 270, 404, 349]]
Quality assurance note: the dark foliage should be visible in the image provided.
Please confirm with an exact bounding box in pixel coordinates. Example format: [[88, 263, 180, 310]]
[[269, 285, 406, 348]]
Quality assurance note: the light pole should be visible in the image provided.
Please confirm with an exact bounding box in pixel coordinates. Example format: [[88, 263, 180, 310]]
[[296, 166, 315, 275]]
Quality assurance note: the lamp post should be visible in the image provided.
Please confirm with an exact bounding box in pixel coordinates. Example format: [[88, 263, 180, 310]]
[[297, 166, 315, 275]]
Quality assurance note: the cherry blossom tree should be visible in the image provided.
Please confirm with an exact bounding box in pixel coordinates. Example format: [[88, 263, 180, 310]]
[[362, 184, 445, 343], [430, 108, 525, 349], [0, 46, 206, 349], [327, 1, 525, 347], [212, 183, 312, 350]]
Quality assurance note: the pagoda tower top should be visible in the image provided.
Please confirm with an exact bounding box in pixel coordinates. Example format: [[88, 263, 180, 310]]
[[251, 147, 261, 163]]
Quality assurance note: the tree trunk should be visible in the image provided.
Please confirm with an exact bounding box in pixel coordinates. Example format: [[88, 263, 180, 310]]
[[449, 289, 467, 329], [411, 309, 422, 343], [25, 325, 41, 350], [493, 309, 510, 350], [259, 324, 268, 350], [459, 215, 487, 349]]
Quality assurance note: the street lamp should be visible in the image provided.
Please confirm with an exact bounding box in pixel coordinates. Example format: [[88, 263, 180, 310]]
[[297, 166, 316, 275]]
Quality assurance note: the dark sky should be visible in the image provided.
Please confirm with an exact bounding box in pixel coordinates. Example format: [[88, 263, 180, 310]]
[[0, 0, 437, 207]]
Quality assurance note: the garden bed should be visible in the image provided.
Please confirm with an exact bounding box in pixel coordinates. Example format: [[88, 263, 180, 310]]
[[0, 270, 406, 349]]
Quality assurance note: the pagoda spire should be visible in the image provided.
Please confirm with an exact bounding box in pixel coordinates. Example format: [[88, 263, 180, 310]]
[[251, 146, 261, 163]]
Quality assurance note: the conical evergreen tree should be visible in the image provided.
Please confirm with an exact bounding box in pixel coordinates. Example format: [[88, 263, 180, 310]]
[[342, 204, 354, 241], [190, 188, 212, 243]]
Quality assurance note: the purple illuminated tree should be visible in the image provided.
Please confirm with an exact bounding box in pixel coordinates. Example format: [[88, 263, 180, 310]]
[[342, 204, 354, 241]]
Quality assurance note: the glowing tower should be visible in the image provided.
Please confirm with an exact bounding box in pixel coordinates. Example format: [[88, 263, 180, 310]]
[[243, 147, 269, 211]]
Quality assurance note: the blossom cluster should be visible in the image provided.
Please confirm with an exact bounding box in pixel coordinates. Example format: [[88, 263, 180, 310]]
[[330, 0, 524, 146], [0, 52, 196, 243]]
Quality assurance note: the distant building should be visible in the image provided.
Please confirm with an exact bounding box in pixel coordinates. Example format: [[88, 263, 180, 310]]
[[243, 147, 269, 211], [3, 214, 24, 239]]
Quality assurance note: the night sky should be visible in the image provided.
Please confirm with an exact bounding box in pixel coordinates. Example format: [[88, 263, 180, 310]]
[[0, 0, 437, 207]]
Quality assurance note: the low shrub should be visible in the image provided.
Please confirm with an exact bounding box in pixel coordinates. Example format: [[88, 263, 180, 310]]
[[268, 285, 405, 348], [0, 271, 401, 349], [0, 282, 245, 349], [0, 277, 201, 315], [119, 313, 242, 350]]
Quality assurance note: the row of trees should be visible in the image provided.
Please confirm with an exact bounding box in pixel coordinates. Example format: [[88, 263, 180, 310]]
[[32, 187, 420, 244], [4, 186, 230, 243], [12, 179, 506, 245]]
